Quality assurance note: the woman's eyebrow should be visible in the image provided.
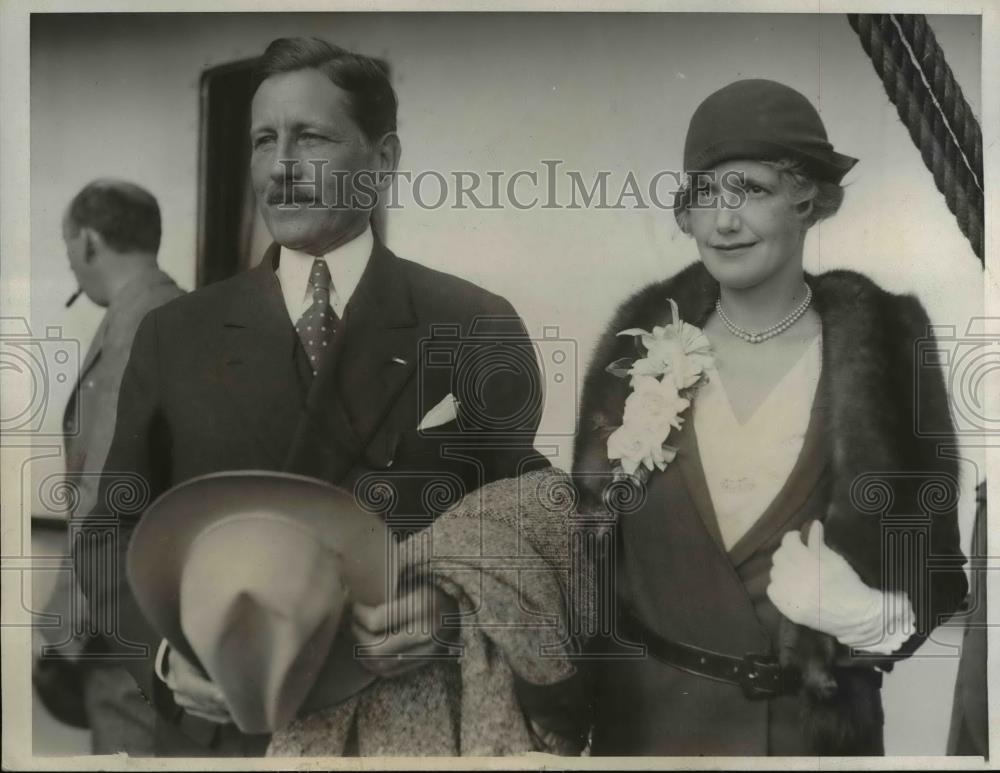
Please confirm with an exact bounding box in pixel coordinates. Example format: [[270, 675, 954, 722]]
[[736, 172, 773, 187]]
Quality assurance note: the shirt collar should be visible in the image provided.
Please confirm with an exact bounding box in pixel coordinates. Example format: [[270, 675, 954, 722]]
[[277, 224, 374, 309]]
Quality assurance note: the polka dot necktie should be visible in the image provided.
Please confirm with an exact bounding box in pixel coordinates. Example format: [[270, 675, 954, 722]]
[[295, 258, 339, 374]]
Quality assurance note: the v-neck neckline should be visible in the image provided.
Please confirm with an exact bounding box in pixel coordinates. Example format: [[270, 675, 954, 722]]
[[681, 336, 829, 566], [711, 335, 821, 429]]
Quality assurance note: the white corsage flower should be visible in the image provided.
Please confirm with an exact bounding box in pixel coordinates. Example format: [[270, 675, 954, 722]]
[[622, 376, 689, 433], [619, 300, 714, 390], [605, 299, 712, 481], [607, 424, 659, 476], [607, 424, 679, 476]]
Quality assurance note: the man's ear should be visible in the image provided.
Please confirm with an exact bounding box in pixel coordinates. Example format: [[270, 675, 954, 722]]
[[371, 132, 401, 192], [81, 227, 103, 263]]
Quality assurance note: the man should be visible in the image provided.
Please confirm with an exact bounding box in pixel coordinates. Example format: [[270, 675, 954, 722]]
[[75, 38, 546, 756], [41, 180, 183, 754], [62, 181, 185, 519]]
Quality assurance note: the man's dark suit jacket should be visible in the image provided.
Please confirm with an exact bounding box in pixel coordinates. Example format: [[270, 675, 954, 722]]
[[74, 239, 547, 756]]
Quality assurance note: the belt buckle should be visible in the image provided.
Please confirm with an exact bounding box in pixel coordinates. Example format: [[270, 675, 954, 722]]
[[739, 653, 783, 700]]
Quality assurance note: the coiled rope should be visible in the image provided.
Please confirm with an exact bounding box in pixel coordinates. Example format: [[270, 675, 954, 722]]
[[848, 14, 984, 263]]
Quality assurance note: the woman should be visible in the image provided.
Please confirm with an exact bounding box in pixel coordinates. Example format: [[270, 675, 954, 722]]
[[573, 79, 968, 756]]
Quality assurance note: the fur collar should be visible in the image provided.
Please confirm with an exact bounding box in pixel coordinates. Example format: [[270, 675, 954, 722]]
[[573, 260, 958, 588]]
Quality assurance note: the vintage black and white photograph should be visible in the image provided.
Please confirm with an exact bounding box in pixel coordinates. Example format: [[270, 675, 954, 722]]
[[0, 2, 993, 768]]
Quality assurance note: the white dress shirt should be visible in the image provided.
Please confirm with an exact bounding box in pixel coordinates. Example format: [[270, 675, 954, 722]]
[[276, 225, 373, 323]]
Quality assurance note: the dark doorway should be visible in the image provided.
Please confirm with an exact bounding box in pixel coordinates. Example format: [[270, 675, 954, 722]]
[[196, 57, 259, 287]]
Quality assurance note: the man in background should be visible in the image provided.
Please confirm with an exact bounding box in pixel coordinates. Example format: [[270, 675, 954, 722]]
[[62, 180, 185, 520], [36, 180, 184, 754]]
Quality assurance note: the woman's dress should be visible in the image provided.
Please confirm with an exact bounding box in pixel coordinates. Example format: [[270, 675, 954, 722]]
[[589, 336, 883, 756]]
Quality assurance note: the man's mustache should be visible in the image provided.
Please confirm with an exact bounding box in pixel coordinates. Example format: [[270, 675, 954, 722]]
[[266, 185, 322, 205]]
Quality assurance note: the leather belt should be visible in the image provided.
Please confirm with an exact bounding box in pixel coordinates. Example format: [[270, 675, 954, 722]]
[[620, 610, 801, 700]]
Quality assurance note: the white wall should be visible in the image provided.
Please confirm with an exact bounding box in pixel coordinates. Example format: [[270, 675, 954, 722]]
[[29, 12, 984, 755]]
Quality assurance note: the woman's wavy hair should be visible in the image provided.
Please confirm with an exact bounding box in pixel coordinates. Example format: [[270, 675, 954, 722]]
[[674, 158, 845, 235]]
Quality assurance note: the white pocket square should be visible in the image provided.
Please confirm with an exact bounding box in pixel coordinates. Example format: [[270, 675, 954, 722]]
[[417, 393, 458, 430]]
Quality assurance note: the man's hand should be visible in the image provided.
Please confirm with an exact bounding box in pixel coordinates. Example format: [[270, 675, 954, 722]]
[[351, 583, 460, 679], [163, 646, 232, 724]]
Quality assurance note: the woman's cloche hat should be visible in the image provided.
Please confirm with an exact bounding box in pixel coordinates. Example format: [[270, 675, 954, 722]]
[[683, 78, 858, 184], [127, 470, 389, 734]]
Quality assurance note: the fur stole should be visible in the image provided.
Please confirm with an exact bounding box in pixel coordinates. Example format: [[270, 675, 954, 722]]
[[573, 261, 968, 755]]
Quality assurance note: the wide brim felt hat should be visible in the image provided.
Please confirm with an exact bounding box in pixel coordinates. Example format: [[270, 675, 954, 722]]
[[683, 79, 858, 184], [127, 470, 389, 732]]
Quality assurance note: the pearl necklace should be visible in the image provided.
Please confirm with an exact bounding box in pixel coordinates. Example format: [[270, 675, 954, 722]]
[[716, 284, 813, 344]]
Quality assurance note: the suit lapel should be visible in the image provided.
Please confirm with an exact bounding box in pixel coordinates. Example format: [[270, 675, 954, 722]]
[[284, 239, 420, 483], [645, 270, 725, 553], [219, 244, 305, 467], [338, 240, 421, 442], [79, 314, 109, 379], [64, 315, 109, 443], [675, 419, 726, 552]]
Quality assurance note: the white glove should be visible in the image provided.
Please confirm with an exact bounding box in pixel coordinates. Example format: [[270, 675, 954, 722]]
[[767, 521, 916, 655]]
